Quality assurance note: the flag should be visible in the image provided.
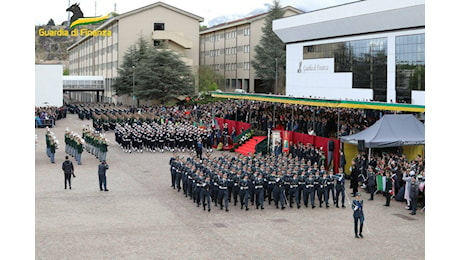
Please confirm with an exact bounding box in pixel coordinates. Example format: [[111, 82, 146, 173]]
[[377, 175, 386, 191]]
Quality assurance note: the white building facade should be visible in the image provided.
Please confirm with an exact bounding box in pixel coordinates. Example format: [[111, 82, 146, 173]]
[[273, 0, 425, 105]]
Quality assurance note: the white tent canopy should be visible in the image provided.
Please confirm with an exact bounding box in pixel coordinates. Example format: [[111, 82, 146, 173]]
[[340, 114, 425, 148]]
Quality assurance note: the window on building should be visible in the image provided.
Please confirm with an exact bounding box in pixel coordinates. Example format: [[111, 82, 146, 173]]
[[395, 33, 425, 103], [243, 27, 250, 36], [153, 40, 167, 48], [154, 23, 165, 31], [303, 38, 388, 102]]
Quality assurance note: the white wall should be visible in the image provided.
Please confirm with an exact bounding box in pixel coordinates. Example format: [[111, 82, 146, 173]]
[[412, 91, 425, 105], [284, 29, 425, 105], [35, 64, 63, 107], [285, 44, 373, 100]]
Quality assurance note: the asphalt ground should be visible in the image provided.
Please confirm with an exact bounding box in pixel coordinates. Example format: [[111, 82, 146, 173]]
[[35, 114, 426, 260]]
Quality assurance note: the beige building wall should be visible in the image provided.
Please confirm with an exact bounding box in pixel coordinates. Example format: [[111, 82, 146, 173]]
[[199, 7, 303, 93], [68, 2, 203, 104]]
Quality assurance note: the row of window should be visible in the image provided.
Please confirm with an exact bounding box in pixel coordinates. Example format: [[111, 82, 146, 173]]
[[203, 45, 250, 57], [69, 61, 118, 75], [69, 43, 118, 65], [63, 80, 104, 89], [209, 62, 251, 71], [203, 27, 250, 42], [70, 26, 117, 51]]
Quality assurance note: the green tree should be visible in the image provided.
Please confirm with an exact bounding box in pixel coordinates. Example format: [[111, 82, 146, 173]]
[[112, 37, 149, 97], [251, 0, 286, 94], [198, 66, 224, 93], [136, 49, 194, 103], [113, 37, 194, 104]]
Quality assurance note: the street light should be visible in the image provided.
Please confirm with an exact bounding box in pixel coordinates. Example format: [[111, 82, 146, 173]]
[[274, 58, 278, 95], [132, 65, 135, 107]]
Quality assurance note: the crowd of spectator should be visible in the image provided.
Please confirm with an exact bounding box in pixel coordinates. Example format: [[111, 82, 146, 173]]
[[63, 99, 401, 139], [177, 100, 386, 138], [350, 151, 425, 211], [35, 106, 67, 128]]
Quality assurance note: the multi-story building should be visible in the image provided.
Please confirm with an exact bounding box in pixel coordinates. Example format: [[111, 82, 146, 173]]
[[199, 6, 303, 93], [68, 2, 203, 104], [273, 0, 425, 105]]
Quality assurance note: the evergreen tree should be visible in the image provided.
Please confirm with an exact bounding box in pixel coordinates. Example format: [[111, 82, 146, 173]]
[[251, 0, 286, 94], [113, 37, 194, 104], [136, 49, 194, 103], [112, 37, 149, 97]]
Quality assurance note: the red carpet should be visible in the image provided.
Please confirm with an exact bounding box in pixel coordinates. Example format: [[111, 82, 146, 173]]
[[235, 136, 267, 156]]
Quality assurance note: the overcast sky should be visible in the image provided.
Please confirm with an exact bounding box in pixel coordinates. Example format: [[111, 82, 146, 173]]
[[35, 0, 357, 26]]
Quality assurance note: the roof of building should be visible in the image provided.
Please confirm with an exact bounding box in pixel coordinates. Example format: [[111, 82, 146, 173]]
[[68, 1, 204, 50], [211, 91, 425, 113], [273, 0, 425, 44], [115, 1, 204, 23]]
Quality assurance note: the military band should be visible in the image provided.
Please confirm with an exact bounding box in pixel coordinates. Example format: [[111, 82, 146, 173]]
[[45, 127, 59, 163], [82, 126, 110, 162], [64, 128, 85, 165]]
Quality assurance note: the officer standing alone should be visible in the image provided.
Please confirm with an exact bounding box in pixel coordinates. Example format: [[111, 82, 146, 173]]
[[98, 160, 109, 191], [352, 192, 365, 238], [62, 156, 75, 189]]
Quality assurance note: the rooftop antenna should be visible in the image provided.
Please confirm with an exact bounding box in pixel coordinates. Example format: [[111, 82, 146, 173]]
[[114, 2, 117, 13]]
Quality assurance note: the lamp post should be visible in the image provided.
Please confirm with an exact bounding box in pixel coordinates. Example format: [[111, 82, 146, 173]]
[[274, 58, 278, 95], [132, 65, 135, 107]]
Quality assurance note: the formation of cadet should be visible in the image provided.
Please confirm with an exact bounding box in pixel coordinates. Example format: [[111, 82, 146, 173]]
[[114, 121, 213, 155], [82, 126, 109, 162], [64, 128, 85, 165], [45, 127, 59, 164], [67, 103, 133, 122], [169, 151, 348, 212]]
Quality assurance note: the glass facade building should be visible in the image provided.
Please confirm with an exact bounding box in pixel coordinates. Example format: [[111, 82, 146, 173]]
[[395, 33, 425, 103], [302, 34, 424, 103]]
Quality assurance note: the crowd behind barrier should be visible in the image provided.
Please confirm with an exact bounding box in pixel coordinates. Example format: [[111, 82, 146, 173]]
[[349, 151, 425, 212]]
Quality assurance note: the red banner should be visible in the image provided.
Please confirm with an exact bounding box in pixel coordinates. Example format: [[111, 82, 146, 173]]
[[214, 117, 339, 172]]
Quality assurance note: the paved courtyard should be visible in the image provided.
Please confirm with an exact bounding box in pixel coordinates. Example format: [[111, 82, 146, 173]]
[[35, 114, 425, 259]]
